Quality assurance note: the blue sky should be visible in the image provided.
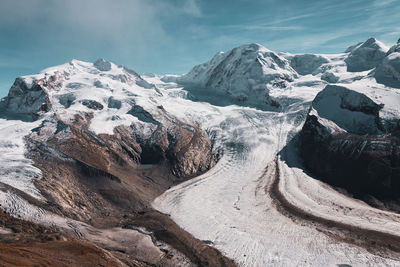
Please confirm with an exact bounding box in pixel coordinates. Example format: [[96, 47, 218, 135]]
[[1, 0, 399, 96]]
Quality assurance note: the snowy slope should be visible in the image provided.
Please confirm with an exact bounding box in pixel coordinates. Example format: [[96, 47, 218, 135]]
[[0, 37, 400, 266], [344, 37, 388, 72], [153, 39, 400, 266], [5, 59, 162, 136], [177, 43, 298, 107], [152, 72, 400, 266], [373, 39, 400, 88]]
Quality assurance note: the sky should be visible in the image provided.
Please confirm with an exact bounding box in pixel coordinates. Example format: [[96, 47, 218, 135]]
[[0, 0, 399, 96]]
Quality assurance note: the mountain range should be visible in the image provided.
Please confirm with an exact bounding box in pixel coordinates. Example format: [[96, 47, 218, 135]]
[[0, 37, 400, 266]]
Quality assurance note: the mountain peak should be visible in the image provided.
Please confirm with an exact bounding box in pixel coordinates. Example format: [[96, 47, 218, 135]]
[[4, 59, 154, 122], [177, 43, 296, 106], [345, 37, 388, 72], [93, 58, 112, 71], [237, 43, 270, 52]]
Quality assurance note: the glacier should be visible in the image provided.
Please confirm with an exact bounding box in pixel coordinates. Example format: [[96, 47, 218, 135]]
[[0, 38, 400, 266]]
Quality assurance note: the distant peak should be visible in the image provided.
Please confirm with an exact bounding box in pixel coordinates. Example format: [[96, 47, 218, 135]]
[[247, 43, 263, 50], [238, 43, 269, 52], [94, 58, 112, 71], [360, 37, 380, 49], [365, 37, 377, 43]]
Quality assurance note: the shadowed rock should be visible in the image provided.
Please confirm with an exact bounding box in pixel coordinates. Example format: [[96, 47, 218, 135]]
[[345, 38, 387, 72]]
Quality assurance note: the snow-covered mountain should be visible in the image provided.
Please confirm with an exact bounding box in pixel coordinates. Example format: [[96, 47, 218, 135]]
[[177, 43, 298, 107], [344, 37, 388, 72], [373, 38, 400, 88], [1, 37, 400, 266]]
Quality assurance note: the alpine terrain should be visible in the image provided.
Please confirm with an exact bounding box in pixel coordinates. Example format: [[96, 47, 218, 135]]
[[0, 37, 400, 266]]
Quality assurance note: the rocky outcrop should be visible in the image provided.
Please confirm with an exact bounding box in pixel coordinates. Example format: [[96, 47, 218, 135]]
[[6, 77, 51, 119], [5, 71, 66, 120], [2, 58, 217, 223], [300, 85, 400, 204], [301, 115, 400, 200], [386, 39, 400, 55], [321, 71, 339, 83], [309, 85, 384, 134], [345, 37, 387, 72], [27, 111, 215, 220], [374, 53, 400, 88], [373, 39, 400, 88]]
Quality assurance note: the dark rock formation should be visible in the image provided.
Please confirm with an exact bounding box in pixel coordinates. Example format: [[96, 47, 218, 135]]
[[5, 72, 65, 120], [300, 85, 400, 207], [373, 40, 400, 88], [6, 78, 50, 119], [81, 99, 104, 110], [321, 71, 339, 83], [301, 116, 400, 199], [26, 108, 216, 220], [386, 39, 400, 55]]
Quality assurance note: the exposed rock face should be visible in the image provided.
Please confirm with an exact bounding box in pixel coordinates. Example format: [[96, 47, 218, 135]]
[[300, 85, 400, 203], [321, 71, 339, 83], [301, 115, 400, 200], [6, 77, 53, 119], [2, 59, 217, 223], [290, 54, 329, 75], [310, 85, 383, 134], [386, 39, 400, 55], [374, 48, 400, 88], [81, 99, 104, 110], [7, 59, 216, 179], [345, 37, 388, 72], [372, 37, 400, 88], [0, 59, 228, 266], [27, 113, 215, 221]]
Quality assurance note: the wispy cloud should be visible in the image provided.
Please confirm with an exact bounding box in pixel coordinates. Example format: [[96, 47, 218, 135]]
[[373, 0, 396, 7], [183, 0, 202, 17]]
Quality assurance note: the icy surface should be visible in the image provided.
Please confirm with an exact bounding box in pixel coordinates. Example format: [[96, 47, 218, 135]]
[[153, 72, 400, 266], [0, 39, 400, 266], [0, 118, 42, 199]]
